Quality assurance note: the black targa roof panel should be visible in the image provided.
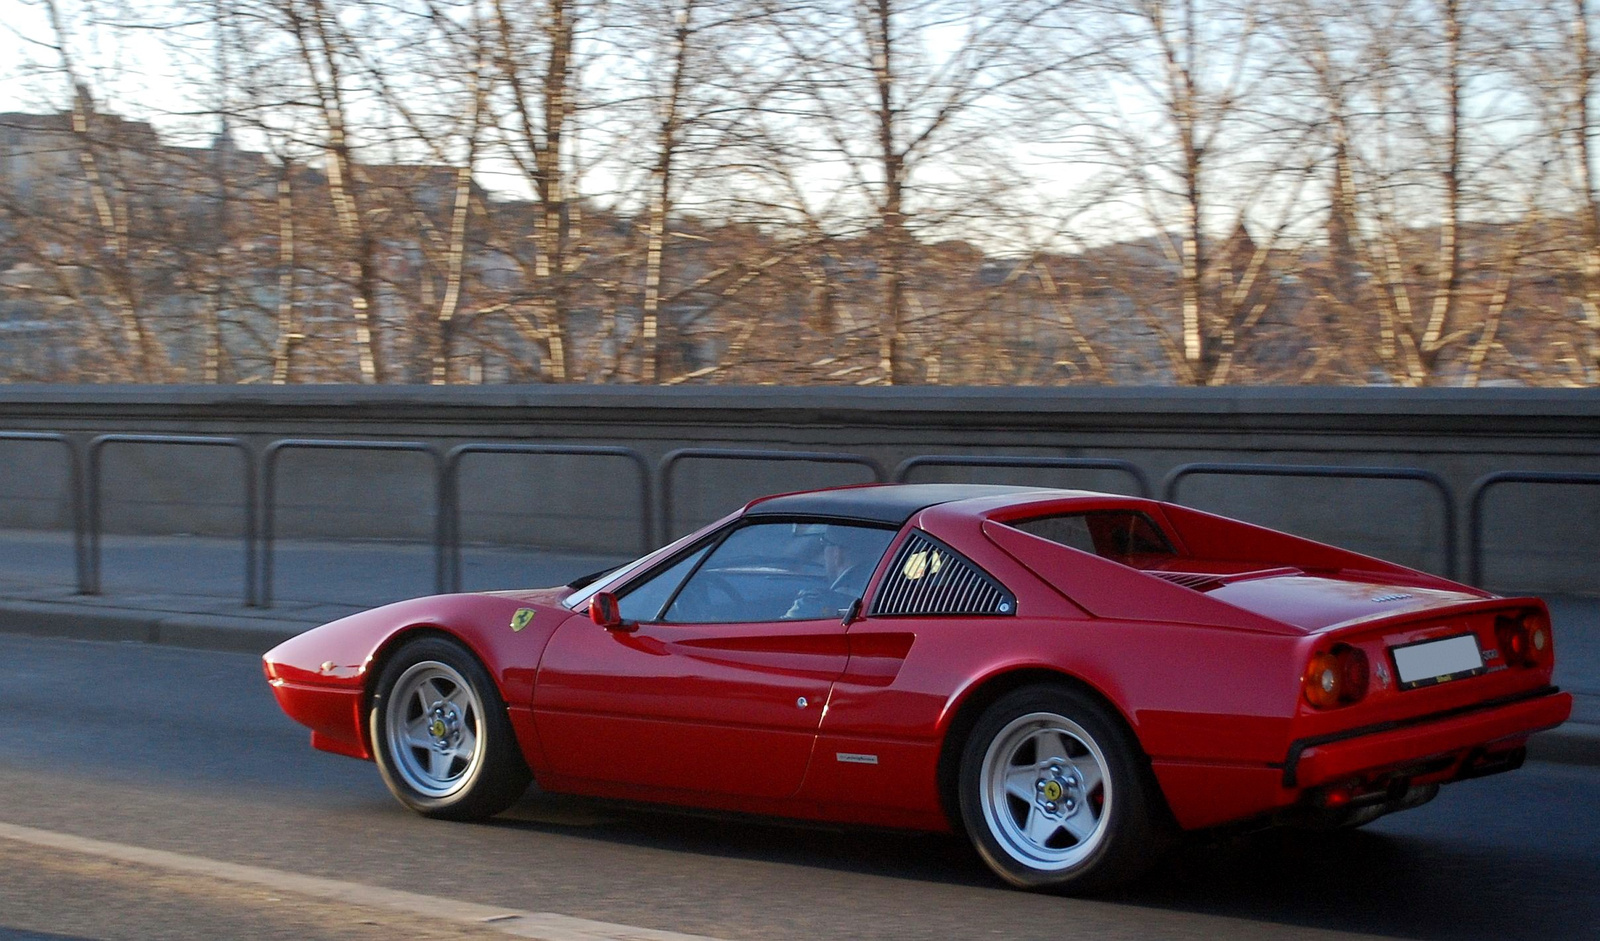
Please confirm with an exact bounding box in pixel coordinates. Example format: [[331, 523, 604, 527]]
[[744, 483, 1046, 525]]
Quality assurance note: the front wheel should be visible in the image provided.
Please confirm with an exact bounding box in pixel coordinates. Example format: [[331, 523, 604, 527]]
[[958, 685, 1170, 892], [369, 636, 531, 820]]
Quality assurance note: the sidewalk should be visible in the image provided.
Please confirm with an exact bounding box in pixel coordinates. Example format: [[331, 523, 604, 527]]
[[0, 528, 1593, 763], [0, 529, 627, 651]]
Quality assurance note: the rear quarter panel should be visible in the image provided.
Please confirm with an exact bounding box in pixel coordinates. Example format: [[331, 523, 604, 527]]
[[804, 506, 1309, 830]]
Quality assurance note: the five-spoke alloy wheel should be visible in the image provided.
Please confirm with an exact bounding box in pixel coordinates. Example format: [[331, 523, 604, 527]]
[[384, 660, 483, 798], [980, 712, 1112, 870], [959, 685, 1169, 892], [370, 636, 530, 820]]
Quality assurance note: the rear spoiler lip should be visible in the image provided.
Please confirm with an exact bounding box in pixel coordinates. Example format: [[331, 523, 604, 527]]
[[1316, 595, 1548, 637], [1147, 562, 1496, 600]]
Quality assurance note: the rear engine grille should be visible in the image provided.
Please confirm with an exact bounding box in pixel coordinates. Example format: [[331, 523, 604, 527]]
[[1147, 571, 1227, 592]]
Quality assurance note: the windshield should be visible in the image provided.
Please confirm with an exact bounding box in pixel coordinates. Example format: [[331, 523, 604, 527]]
[[562, 511, 741, 611], [564, 554, 655, 610]]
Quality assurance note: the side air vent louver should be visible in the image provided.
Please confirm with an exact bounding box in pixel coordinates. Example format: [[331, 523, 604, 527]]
[[870, 531, 1016, 617]]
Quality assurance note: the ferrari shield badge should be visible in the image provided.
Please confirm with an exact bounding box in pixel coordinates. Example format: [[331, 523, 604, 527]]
[[509, 608, 536, 633]]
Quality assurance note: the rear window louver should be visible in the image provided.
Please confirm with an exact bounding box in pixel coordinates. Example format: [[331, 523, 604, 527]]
[[870, 531, 1016, 617]]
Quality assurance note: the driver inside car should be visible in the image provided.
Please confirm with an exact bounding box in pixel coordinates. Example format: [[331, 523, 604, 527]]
[[784, 525, 882, 620]]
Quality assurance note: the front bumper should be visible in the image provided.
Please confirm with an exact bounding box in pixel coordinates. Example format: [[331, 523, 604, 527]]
[[268, 678, 370, 760], [1284, 686, 1572, 788]]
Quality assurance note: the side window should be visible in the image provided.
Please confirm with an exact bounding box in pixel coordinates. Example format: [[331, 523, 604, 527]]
[[617, 544, 711, 623], [662, 521, 895, 624], [870, 530, 1015, 617]]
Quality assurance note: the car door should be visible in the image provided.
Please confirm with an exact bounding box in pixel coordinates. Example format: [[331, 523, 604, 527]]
[[533, 520, 895, 799]]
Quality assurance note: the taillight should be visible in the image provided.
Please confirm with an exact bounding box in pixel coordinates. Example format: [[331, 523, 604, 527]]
[[1303, 644, 1370, 709], [1496, 609, 1552, 668]]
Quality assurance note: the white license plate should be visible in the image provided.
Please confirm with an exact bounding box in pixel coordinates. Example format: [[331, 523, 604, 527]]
[[1391, 633, 1485, 690]]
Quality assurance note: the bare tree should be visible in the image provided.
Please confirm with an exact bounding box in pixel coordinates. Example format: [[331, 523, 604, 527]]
[[332, 0, 497, 383], [1562, 0, 1600, 382], [281, 0, 387, 381], [5, 0, 1600, 388], [477, 0, 590, 381], [745, 0, 1053, 384], [1418, 0, 1466, 378], [1039, 0, 1307, 385], [1276, 0, 1534, 386], [634, 0, 697, 383], [6, 1, 174, 381]]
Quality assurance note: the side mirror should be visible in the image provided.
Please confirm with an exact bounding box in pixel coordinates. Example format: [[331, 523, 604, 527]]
[[589, 591, 634, 632]]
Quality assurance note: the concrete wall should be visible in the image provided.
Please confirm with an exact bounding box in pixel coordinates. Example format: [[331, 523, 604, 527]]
[[0, 385, 1596, 594]]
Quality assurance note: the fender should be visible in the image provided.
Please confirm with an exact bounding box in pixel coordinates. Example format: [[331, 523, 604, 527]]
[[263, 590, 577, 763]]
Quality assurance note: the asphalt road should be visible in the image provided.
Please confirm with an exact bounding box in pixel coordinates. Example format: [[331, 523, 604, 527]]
[[2, 634, 1596, 941]]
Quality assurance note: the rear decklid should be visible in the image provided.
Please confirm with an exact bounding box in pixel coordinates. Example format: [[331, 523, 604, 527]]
[[1152, 568, 1487, 634], [1146, 566, 1558, 717]]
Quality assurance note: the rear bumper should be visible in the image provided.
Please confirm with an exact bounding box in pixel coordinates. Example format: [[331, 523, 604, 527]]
[[1285, 686, 1571, 788]]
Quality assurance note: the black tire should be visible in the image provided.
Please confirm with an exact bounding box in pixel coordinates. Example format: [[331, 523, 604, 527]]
[[957, 684, 1171, 892], [369, 636, 531, 820]]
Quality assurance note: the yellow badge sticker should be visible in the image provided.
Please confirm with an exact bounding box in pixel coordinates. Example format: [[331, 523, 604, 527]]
[[902, 549, 945, 581], [510, 608, 536, 632]]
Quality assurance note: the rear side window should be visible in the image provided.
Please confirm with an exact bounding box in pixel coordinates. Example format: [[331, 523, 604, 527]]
[[1010, 510, 1176, 565], [661, 521, 893, 623], [870, 531, 1015, 617]]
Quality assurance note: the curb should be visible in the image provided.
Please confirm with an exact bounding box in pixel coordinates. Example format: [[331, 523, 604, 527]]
[[0, 598, 313, 655]]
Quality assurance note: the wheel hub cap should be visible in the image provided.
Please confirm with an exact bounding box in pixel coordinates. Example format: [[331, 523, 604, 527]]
[[429, 706, 461, 749], [1036, 767, 1082, 816]]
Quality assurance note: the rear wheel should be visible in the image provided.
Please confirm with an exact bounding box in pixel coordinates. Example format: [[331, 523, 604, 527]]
[[369, 636, 530, 820], [958, 685, 1169, 892]]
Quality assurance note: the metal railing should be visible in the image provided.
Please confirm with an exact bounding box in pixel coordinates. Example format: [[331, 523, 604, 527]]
[[0, 432, 86, 593], [12, 426, 1596, 610], [1467, 471, 1600, 587], [893, 454, 1153, 497], [1162, 462, 1459, 580], [261, 439, 445, 608], [86, 434, 258, 604], [442, 444, 651, 593], [658, 447, 888, 540]]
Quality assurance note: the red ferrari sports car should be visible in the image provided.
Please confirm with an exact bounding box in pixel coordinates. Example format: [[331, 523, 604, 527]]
[[263, 484, 1571, 891]]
